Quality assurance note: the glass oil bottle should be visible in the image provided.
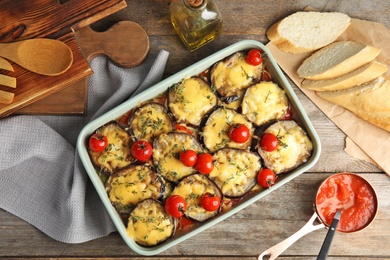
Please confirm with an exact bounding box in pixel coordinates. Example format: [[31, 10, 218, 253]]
[[170, 0, 223, 51]]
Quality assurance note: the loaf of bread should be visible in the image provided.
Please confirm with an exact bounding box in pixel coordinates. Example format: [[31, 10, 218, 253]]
[[302, 61, 388, 91], [316, 77, 390, 132], [266, 11, 351, 54], [297, 41, 382, 80]]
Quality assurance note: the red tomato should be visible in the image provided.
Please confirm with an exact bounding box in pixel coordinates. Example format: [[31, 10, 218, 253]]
[[118, 110, 132, 126], [131, 140, 153, 163], [165, 195, 187, 218], [260, 133, 279, 152], [195, 153, 214, 174], [246, 49, 262, 66], [201, 193, 221, 212], [257, 168, 277, 188], [88, 133, 108, 152], [178, 216, 195, 232], [229, 124, 250, 143], [180, 150, 198, 167], [175, 124, 193, 135]]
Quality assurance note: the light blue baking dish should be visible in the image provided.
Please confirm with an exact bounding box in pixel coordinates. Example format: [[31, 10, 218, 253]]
[[77, 40, 321, 256]]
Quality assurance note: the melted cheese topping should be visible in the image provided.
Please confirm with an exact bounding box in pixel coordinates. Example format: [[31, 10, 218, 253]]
[[130, 103, 173, 143], [258, 121, 313, 174], [203, 108, 253, 152], [127, 199, 174, 246], [242, 82, 289, 126], [172, 174, 218, 220], [212, 52, 262, 96], [210, 149, 261, 196], [108, 165, 162, 206], [153, 133, 203, 182], [169, 78, 217, 126], [95, 123, 133, 173]]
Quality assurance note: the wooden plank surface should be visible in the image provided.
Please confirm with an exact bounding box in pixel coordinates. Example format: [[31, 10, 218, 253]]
[[1, 0, 389, 259]]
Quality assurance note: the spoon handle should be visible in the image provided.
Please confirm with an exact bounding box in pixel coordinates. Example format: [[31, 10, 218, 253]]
[[317, 210, 342, 260]]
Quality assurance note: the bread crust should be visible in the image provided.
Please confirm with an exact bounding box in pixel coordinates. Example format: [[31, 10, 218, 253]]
[[317, 78, 390, 132], [302, 45, 382, 80], [302, 61, 388, 91]]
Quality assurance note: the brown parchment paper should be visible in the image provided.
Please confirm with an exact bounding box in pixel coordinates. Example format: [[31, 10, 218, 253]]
[[266, 18, 390, 176]]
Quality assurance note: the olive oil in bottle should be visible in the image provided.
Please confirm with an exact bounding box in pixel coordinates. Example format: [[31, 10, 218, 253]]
[[170, 0, 222, 51]]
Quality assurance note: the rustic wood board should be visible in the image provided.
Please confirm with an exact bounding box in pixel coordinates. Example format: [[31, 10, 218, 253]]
[[0, 0, 127, 118], [17, 20, 150, 115]]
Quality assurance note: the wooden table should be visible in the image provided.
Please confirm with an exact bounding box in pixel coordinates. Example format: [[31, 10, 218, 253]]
[[1, 0, 389, 259]]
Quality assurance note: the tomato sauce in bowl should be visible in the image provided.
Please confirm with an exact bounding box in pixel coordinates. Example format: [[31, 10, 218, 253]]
[[315, 173, 378, 233]]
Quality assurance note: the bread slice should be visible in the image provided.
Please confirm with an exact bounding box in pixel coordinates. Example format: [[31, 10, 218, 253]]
[[302, 61, 388, 91], [297, 41, 382, 80], [266, 11, 350, 54], [317, 77, 390, 132]]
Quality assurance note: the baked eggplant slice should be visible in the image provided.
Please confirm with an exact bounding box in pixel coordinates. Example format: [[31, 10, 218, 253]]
[[127, 199, 176, 247], [210, 51, 263, 97], [257, 120, 313, 174], [242, 81, 289, 126], [153, 132, 204, 182], [128, 102, 174, 143], [168, 77, 218, 126], [209, 148, 261, 198], [202, 107, 254, 152], [171, 174, 222, 222], [106, 165, 166, 215], [88, 121, 135, 175]]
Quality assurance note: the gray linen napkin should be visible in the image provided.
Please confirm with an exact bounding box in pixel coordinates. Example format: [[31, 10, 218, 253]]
[[0, 50, 169, 243]]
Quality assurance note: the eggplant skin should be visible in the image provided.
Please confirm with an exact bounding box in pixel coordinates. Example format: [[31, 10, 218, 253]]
[[210, 51, 263, 97], [168, 77, 218, 126], [153, 132, 204, 183], [171, 174, 222, 222], [126, 199, 176, 247], [209, 148, 262, 198], [257, 120, 313, 174], [242, 82, 289, 126], [106, 165, 166, 215], [128, 102, 174, 143], [202, 107, 254, 152], [88, 121, 135, 176]]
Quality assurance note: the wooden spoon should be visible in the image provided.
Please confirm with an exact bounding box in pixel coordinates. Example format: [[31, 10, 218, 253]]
[[0, 38, 73, 76]]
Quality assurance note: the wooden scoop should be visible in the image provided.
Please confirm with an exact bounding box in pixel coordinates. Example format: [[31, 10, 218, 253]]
[[0, 38, 73, 76]]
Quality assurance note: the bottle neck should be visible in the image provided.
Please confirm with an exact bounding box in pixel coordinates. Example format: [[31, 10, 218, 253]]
[[184, 0, 207, 10]]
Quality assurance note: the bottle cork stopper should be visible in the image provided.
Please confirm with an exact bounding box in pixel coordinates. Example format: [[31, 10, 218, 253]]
[[186, 0, 204, 7]]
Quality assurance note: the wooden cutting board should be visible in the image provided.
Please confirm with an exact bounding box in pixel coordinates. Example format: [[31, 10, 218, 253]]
[[16, 21, 150, 115], [0, 0, 129, 118]]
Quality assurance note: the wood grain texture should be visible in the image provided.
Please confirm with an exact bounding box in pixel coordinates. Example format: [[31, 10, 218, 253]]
[[1, 0, 389, 259], [0, 0, 127, 117]]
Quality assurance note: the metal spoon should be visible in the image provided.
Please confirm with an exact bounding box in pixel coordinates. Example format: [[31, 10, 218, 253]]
[[317, 209, 342, 260], [0, 38, 73, 76]]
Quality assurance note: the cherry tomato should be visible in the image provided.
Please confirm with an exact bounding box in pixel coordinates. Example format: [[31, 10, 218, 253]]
[[88, 133, 108, 152], [165, 195, 187, 218], [257, 168, 277, 188], [180, 150, 198, 167], [195, 153, 214, 174], [246, 49, 262, 66], [260, 133, 279, 152], [229, 124, 250, 143], [201, 193, 221, 211], [131, 140, 153, 163]]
